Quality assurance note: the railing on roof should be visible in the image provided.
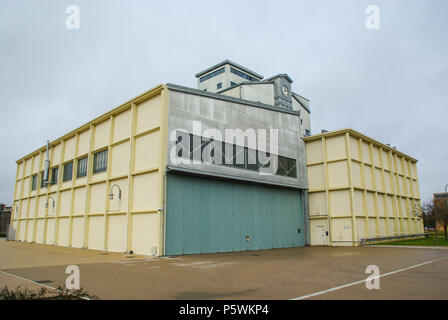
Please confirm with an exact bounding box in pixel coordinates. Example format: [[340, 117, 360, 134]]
[[360, 233, 428, 246]]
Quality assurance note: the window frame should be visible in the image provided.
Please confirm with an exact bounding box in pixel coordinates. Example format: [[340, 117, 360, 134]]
[[31, 174, 37, 191], [50, 167, 58, 185], [77, 156, 88, 178], [62, 161, 74, 182], [93, 149, 108, 174]]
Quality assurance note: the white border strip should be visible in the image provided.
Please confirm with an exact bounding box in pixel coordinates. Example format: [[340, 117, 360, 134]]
[[0, 270, 90, 300], [290, 256, 448, 300]]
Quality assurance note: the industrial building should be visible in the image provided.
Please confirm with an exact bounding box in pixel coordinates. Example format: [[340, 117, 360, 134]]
[[304, 129, 424, 246], [10, 60, 311, 256], [9, 60, 424, 255]]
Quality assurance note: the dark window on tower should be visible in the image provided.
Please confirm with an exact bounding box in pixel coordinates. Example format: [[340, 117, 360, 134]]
[[93, 150, 108, 174], [230, 67, 259, 82], [63, 162, 73, 182], [199, 67, 225, 83], [217, 83, 222, 90]]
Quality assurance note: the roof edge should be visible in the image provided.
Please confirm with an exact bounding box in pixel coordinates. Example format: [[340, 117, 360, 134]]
[[166, 83, 300, 117], [292, 93, 310, 113], [303, 128, 418, 162], [195, 59, 264, 79], [16, 84, 167, 164]]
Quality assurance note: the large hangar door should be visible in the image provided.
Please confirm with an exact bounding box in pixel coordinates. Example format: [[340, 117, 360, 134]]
[[165, 173, 305, 255]]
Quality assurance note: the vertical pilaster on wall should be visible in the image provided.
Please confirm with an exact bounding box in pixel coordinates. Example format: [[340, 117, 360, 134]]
[[40, 151, 48, 243], [357, 137, 368, 239], [158, 87, 169, 256], [11, 163, 20, 223], [17, 158, 33, 242], [322, 136, 332, 245], [18, 162, 27, 226], [345, 132, 357, 245], [30, 158, 39, 242], [103, 115, 115, 251], [10, 160, 22, 239], [82, 125, 95, 249], [51, 143, 60, 246], [68, 133, 80, 247], [125, 103, 137, 253], [378, 147, 389, 236], [369, 142, 380, 238], [393, 152, 401, 234]]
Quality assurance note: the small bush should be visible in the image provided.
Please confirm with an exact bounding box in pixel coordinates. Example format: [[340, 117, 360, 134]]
[[0, 285, 97, 300], [0, 233, 7, 238]]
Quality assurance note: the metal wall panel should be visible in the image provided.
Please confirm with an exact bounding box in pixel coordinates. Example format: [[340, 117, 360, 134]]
[[165, 173, 305, 255]]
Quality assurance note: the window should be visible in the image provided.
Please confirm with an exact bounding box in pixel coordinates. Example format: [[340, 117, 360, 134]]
[[233, 145, 245, 168], [40, 171, 46, 188], [217, 82, 222, 90], [63, 162, 73, 182], [246, 147, 258, 171], [77, 156, 88, 178], [31, 174, 37, 191], [93, 150, 108, 174], [176, 131, 190, 160], [50, 167, 58, 185], [172, 132, 298, 178], [230, 67, 259, 82], [199, 67, 225, 83], [230, 82, 237, 87], [305, 129, 310, 137], [190, 135, 202, 162], [275, 156, 297, 178]]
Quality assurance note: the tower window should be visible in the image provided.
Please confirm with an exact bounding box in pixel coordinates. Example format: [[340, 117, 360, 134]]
[[217, 83, 222, 90]]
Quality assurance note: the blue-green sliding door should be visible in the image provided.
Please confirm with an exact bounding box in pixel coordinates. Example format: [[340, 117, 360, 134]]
[[165, 173, 304, 255]]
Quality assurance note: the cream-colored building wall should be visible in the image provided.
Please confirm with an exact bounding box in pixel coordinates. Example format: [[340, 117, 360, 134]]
[[11, 85, 168, 256], [305, 129, 424, 246]]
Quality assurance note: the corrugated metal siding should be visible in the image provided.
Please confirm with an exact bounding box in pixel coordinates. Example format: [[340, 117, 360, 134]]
[[165, 173, 305, 255]]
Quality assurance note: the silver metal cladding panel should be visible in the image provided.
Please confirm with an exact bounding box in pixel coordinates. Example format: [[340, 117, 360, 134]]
[[166, 90, 308, 189]]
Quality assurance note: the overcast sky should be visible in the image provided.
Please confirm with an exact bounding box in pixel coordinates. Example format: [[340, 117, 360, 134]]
[[1, 0, 447, 205]]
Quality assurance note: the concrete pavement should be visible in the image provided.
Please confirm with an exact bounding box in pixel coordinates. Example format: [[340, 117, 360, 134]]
[[1, 238, 447, 300]]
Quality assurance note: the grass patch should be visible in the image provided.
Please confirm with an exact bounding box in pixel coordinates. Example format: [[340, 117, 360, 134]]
[[0, 285, 97, 300], [375, 234, 448, 246]]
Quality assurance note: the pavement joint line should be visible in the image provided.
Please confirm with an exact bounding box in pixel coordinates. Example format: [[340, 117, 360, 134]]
[[370, 245, 448, 250], [289, 256, 448, 300], [0, 270, 91, 300]]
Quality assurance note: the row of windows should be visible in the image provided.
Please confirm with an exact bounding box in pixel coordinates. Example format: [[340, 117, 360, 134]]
[[175, 131, 297, 178], [216, 82, 238, 91], [199, 67, 225, 83], [30, 150, 107, 191], [230, 67, 259, 82]]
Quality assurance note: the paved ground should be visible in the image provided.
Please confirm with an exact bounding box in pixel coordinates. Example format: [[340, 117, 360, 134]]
[[1, 238, 447, 300]]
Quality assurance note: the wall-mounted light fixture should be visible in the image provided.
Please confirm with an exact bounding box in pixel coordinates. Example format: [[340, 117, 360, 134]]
[[109, 184, 122, 200], [45, 196, 56, 209]]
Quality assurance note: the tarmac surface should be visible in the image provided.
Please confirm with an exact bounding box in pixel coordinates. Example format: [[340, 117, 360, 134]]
[[1, 238, 447, 300]]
